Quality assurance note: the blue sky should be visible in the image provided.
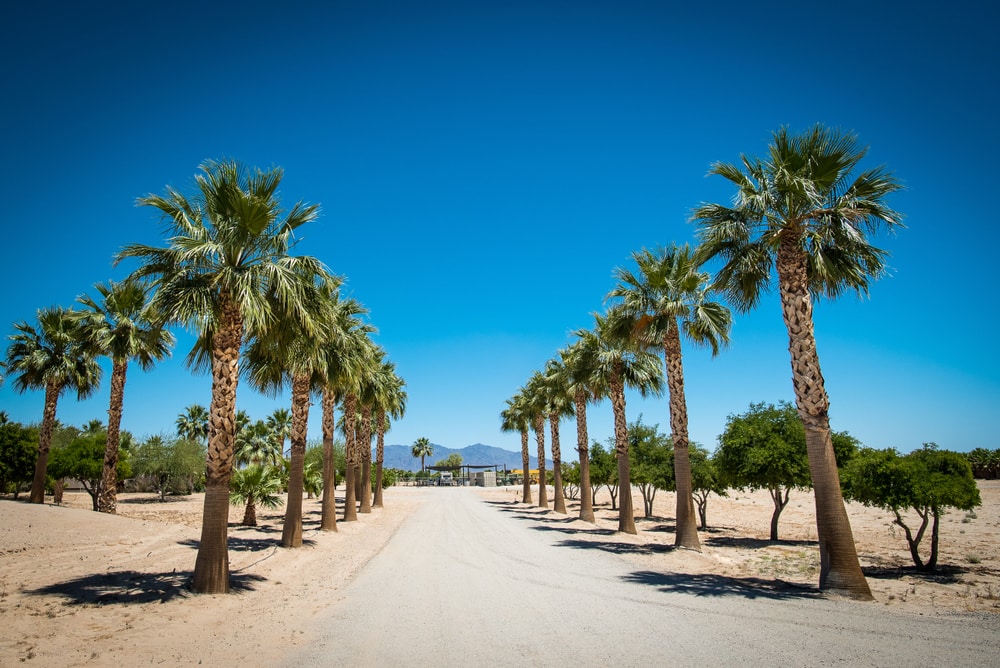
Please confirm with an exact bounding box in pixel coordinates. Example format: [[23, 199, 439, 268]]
[[2, 0, 998, 457]]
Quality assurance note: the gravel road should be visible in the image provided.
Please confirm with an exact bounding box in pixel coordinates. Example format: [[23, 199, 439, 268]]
[[289, 488, 998, 667]]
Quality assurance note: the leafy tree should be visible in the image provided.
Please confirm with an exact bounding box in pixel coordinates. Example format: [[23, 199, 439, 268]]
[[229, 465, 283, 527], [689, 445, 727, 530], [694, 125, 902, 599], [49, 432, 131, 511], [842, 444, 981, 570], [0, 419, 38, 497], [561, 461, 581, 500], [627, 418, 674, 518], [589, 441, 618, 510], [4, 307, 103, 503], [435, 453, 463, 469], [411, 437, 433, 472], [121, 159, 328, 593], [132, 436, 205, 501], [965, 448, 999, 480], [76, 279, 173, 514]]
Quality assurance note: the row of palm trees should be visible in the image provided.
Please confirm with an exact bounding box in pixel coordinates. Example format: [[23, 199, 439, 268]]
[[4, 160, 408, 594], [502, 125, 902, 601]]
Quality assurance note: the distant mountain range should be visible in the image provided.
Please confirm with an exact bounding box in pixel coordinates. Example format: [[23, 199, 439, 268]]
[[383, 442, 552, 472]]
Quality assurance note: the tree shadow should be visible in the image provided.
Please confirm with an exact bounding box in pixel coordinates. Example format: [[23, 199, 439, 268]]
[[556, 538, 673, 556], [862, 563, 987, 584], [118, 495, 194, 505], [704, 536, 816, 549], [24, 570, 264, 605], [622, 570, 822, 601], [531, 525, 617, 536], [178, 535, 315, 552]]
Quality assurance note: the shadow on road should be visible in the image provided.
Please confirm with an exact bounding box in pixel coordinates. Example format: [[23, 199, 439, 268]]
[[24, 570, 265, 605], [622, 570, 822, 600], [704, 536, 816, 549], [556, 538, 673, 555]]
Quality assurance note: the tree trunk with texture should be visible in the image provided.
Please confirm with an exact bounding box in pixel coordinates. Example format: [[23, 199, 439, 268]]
[[610, 370, 636, 535], [663, 323, 700, 550], [192, 299, 242, 594], [29, 383, 61, 504], [520, 429, 532, 504], [320, 388, 338, 531], [281, 375, 311, 548], [777, 234, 872, 600], [533, 415, 548, 509], [342, 394, 358, 522], [360, 406, 373, 514], [373, 410, 385, 508], [549, 413, 566, 514], [98, 359, 128, 514], [575, 388, 594, 523], [242, 499, 257, 527]]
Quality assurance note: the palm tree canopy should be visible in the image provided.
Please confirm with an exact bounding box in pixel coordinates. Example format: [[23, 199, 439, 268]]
[[581, 307, 665, 399], [693, 125, 904, 311], [176, 404, 209, 441], [608, 244, 731, 356], [5, 306, 102, 400], [76, 279, 174, 369]]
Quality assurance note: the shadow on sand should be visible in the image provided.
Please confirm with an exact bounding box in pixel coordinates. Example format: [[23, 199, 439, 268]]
[[25, 570, 265, 605], [622, 570, 822, 601]]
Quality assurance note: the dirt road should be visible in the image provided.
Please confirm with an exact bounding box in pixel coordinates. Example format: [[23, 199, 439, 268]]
[[289, 488, 998, 666]]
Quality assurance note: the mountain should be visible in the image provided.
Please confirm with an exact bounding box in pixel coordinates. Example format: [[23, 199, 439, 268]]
[[382, 442, 552, 472]]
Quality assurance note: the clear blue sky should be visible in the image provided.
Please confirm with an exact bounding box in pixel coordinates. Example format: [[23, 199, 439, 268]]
[[2, 0, 998, 457]]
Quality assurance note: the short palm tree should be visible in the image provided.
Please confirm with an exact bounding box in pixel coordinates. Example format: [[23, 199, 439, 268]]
[[583, 307, 665, 534], [4, 307, 102, 503], [609, 244, 731, 550], [229, 464, 283, 527], [77, 279, 175, 514], [118, 159, 328, 593], [176, 404, 209, 444], [693, 125, 902, 599], [500, 392, 532, 504], [411, 437, 433, 473]]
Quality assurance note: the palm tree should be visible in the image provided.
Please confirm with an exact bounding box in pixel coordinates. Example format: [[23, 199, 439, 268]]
[[582, 307, 665, 534], [372, 360, 406, 508], [411, 437, 433, 473], [229, 464, 283, 527], [118, 159, 328, 593], [560, 337, 601, 523], [500, 393, 532, 504], [4, 307, 102, 503], [176, 404, 209, 444], [609, 244, 731, 550], [267, 408, 293, 458], [542, 358, 574, 514], [693, 125, 902, 599], [77, 279, 175, 514], [235, 419, 282, 467], [524, 371, 549, 509]]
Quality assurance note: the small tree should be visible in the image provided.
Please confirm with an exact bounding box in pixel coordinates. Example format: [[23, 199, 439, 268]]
[[589, 441, 617, 509], [628, 418, 673, 518], [48, 432, 131, 510], [132, 436, 205, 501], [689, 445, 727, 530], [229, 465, 283, 527], [561, 461, 581, 500], [842, 443, 981, 571], [411, 437, 433, 472], [0, 419, 38, 497]]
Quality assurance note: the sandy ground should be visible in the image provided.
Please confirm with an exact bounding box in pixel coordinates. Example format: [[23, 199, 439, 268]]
[[1, 481, 997, 665]]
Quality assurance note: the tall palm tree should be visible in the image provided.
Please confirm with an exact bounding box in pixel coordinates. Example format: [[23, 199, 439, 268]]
[[609, 244, 731, 550], [77, 279, 174, 514], [267, 408, 293, 458], [500, 392, 532, 504], [542, 358, 575, 514], [411, 437, 433, 473], [524, 371, 550, 509], [582, 307, 664, 534], [372, 360, 406, 508], [560, 337, 601, 523], [4, 307, 102, 503], [176, 404, 209, 444], [118, 159, 328, 593], [693, 125, 902, 599]]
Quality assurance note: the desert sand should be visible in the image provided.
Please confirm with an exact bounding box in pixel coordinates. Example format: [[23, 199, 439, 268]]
[[1, 481, 997, 665]]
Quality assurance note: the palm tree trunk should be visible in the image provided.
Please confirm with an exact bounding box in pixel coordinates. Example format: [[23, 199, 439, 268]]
[[519, 429, 532, 504], [359, 406, 373, 514], [575, 388, 594, 523], [610, 370, 636, 535], [281, 374, 310, 548], [533, 415, 548, 509], [663, 323, 700, 551], [243, 499, 257, 527], [373, 409, 386, 508], [777, 235, 872, 600], [549, 413, 566, 513], [193, 298, 242, 594], [98, 359, 128, 514], [320, 388, 338, 531], [343, 394, 358, 522], [29, 383, 61, 504]]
